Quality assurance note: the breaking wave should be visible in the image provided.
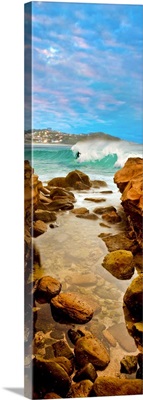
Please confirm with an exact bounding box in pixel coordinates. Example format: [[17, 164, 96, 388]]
[[72, 134, 142, 168]]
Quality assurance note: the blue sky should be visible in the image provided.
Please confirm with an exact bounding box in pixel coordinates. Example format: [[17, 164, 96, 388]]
[[25, 2, 143, 143]]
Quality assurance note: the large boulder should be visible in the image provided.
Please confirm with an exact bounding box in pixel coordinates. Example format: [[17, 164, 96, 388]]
[[114, 157, 143, 249], [33, 220, 47, 237], [65, 170, 91, 189], [50, 187, 76, 202], [45, 199, 74, 211], [68, 380, 93, 398], [123, 274, 143, 320], [74, 336, 110, 369], [102, 250, 134, 280], [50, 293, 94, 324], [93, 376, 143, 396]]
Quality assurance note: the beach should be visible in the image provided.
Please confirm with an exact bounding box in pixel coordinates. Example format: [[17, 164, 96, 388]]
[[24, 149, 143, 398]]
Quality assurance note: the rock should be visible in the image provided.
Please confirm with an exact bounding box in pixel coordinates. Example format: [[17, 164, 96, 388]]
[[74, 336, 110, 369], [100, 222, 110, 228], [73, 363, 97, 383], [107, 322, 137, 352], [33, 357, 71, 397], [49, 223, 59, 229], [123, 275, 143, 320], [35, 276, 62, 303], [50, 187, 75, 202], [52, 340, 74, 361], [138, 352, 143, 368], [48, 356, 74, 376], [120, 355, 138, 374], [93, 376, 143, 396], [136, 367, 143, 379], [76, 213, 99, 220], [45, 199, 74, 211], [132, 322, 143, 344], [84, 197, 106, 203], [102, 250, 134, 280], [34, 209, 57, 222], [48, 177, 67, 188], [68, 380, 93, 398], [91, 180, 107, 188], [39, 192, 51, 203], [44, 393, 61, 399], [114, 157, 143, 249], [99, 232, 138, 253], [51, 293, 94, 324], [66, 273, 97, 287], [33, 220, 47, 237], [133, 252, 143, 274], [102, 210, 121, 224], [65, 170, 91, 189], [71, 207, 89, 215], [93, 205, 116, 215]]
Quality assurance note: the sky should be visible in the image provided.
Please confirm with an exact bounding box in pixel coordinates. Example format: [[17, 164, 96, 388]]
[[25, 2, 143, 143]]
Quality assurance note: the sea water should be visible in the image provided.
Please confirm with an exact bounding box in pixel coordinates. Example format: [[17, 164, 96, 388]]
[[25, 135, 142, 184]]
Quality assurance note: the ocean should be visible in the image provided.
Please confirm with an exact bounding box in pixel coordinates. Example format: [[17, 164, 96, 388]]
[[25, 134, 142, 184]]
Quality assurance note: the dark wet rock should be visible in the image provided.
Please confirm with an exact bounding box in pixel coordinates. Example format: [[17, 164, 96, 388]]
[[102, 210, 121, 224], [100, 190, 113, 194], [33, 357, 71, 397], [66, 272, 97, 287], [34, 209, 57, 223], [114, 157, 143, 249], [50, 187, 75, 202], [33, 220, 47, 237], [123, 275, 143, 320], [73, 363, 97, 383], [138, 352, 143, 368], [84, 197, 106, 203], [44, 393, 61, 399], [48, 177, 67, 188], [45, 199, 74, 211], [51, 293, 94, 324], [48, 356, 74, 376], [66, 170, 91, 189], [136, 367, 143, 379], [37, 200, 52, 210], [71, 207, 89, 215], [74, 336, 110, 369], [93, 205, 116, 215], [108, 322, 137, 352], [35, 276, 62, 303], [93, 376, 143, 396], [120, 355, 138, 374], [52, 340, 74, 361], [99, 222, 111, 228], [34, 331, 45, 347], [133, 252, 143, 274], [99, 232, 138, 253], [91, 180, 107, 188], [67, 380, 93, 398], [45, 346, 55, 359], [49, 223, 59, 229], [76, 213, 99, 220], [132, 322, 143, 344], [102, 250, 134, 280]]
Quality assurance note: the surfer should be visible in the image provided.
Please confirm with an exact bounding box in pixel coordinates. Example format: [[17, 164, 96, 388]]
[[76, 151, 81, 159]]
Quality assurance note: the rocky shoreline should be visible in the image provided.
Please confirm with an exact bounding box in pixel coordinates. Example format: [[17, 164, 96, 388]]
[[24, 158, 143, 398]]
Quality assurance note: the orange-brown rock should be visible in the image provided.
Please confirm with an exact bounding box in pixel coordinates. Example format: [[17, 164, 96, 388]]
[[114, 157, 143, 248], [33, 220, 47, 237], [93, 376, 143, 396], [71, 207, 89, 215], [35, 276, 62, 303], [50, 293, 94, 324], [74, 336, 110, 369], [48, 170, 91, 190], [68, 380, 93, 398]]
